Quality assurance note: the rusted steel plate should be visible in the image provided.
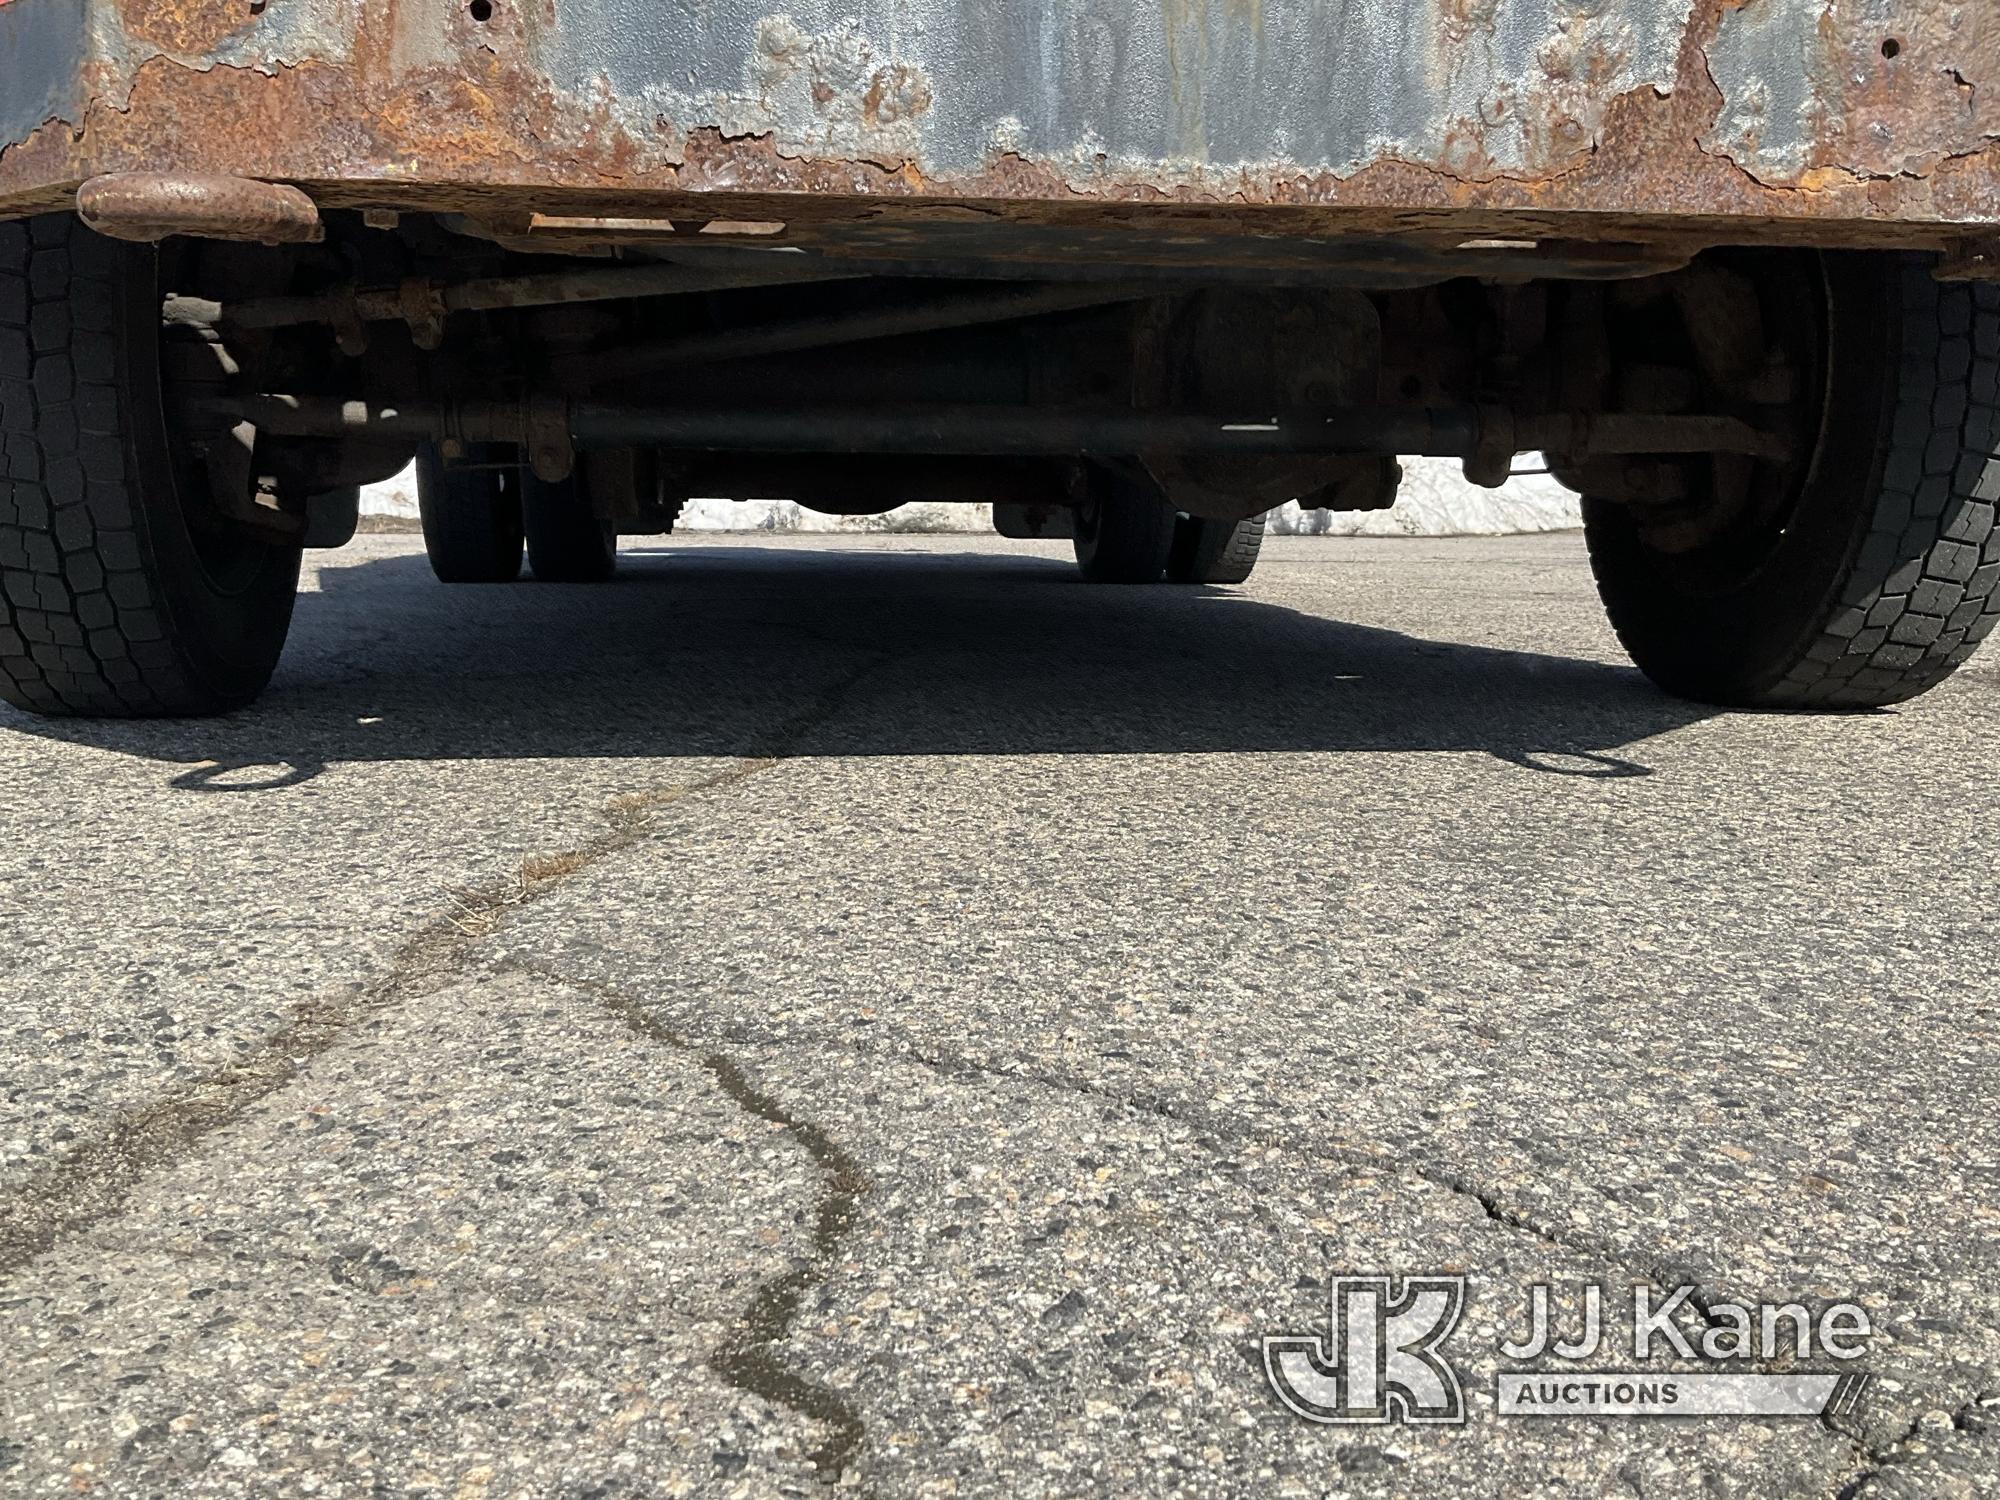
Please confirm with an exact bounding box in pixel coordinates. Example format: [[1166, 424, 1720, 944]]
[[2, 0, 1996, 239]]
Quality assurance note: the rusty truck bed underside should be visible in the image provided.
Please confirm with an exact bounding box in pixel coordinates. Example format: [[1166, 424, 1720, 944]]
[[3, 0, 1998, 263]]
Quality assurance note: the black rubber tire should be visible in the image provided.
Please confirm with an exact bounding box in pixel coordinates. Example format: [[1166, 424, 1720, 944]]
[[0, 215, 301, 718], [522, 464, 617, 583], [417, 444, 523, 583], [1072, 465, 1175, 584], [1586, 254, 2000, 709], [1167, 514, 1265, 584]]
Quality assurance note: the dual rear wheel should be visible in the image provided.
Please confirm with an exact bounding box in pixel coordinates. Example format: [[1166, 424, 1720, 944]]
[[416, 447, 617, 585], [1071, 465, 1266, 585]]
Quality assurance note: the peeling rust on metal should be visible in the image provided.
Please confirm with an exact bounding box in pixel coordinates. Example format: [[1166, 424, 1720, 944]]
[[3, 0, 1997, 242], [77, 171, 324, 243], [1701, 0, 1998, 186]]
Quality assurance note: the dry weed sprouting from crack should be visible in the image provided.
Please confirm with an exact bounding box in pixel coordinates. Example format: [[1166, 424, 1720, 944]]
[[444, 849, 592, 935], [438, 765, 776, 938], [443, 890, 502, 938], [521, 850, 589, 884], [603, 762, 776, 834], [604, 790, 660, 826]]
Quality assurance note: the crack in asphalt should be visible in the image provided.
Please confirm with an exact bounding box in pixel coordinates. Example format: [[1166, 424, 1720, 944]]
[[1831, 1388, 2000, 1499], [12, 624, 1965, 1491], [587, 1012, 1657, 1267], [518, 965, 872, 1484], [448, 954, 2000, 1496], [467, 656, 903, 1483], [512, 990, 1999, 1493], [795, 1035, 2000, 1482], [0, 760, 760, 1280], [836, 1038, 1748, 1334], [522, 1005, 1772, 1354], [0, 652, 894, 1288], [0, 890, 484, 1279], [0, 647, 901, 1488]]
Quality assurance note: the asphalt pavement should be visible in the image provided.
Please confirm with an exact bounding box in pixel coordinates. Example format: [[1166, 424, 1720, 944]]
[[1, 531, 1995, 1498]]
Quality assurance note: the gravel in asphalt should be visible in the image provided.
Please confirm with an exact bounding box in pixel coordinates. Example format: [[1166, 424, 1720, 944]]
[[1, 533, 1995, 1498]]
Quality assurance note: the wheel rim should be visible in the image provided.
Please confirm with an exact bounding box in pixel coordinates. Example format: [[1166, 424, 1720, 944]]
[[1608, 252, 1833, 597], [1073, 494, 1103, 552]]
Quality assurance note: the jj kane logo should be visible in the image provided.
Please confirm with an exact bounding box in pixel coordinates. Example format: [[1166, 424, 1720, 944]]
[[1264, 1277, 1873, 1425], [1263, 1276, 1468, 1424]]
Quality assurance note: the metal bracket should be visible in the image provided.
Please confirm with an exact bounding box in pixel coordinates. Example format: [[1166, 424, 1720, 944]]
[[76, 173, 324, 246], [396, 278, 450, 350], [523, 395, 575, 482], [1463, 408, 1517, 488]]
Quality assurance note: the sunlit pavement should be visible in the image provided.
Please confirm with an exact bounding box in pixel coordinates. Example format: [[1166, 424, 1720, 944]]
[[2, 532, 1994, 1497]]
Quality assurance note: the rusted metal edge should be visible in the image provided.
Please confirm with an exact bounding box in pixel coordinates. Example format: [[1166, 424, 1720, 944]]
[[76, 173, 324, 244], [3, 0, 1997, 248]]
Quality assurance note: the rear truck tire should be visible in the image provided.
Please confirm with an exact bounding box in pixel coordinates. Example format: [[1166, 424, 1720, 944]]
[[1072, 464, 1176, 583], [1167, 513, 1265, 584], [1585, 253, 2000, 709], [417, 444, 524, 583], [0, 215, 302, 718], [523, 461, 618, 582]]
